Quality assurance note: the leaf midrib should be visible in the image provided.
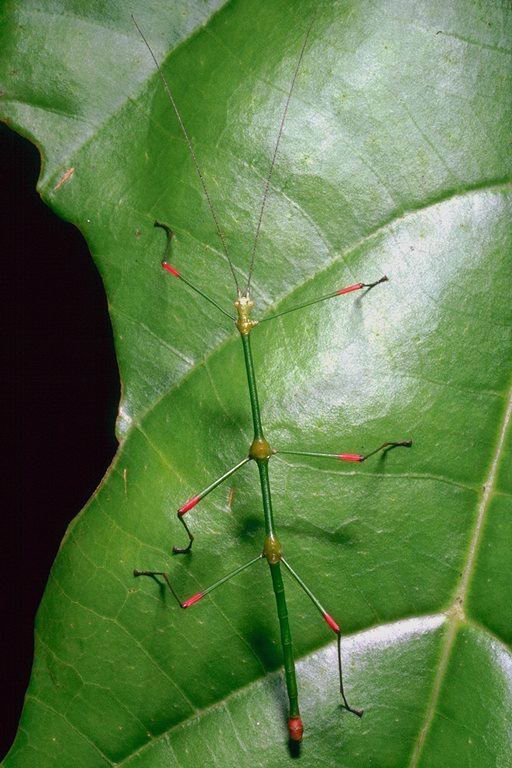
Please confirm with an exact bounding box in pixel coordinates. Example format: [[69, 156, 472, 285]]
[[407, 381, 512, 767]]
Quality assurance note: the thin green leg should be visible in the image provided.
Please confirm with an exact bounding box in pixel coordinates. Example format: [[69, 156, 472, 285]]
[[155, 221, 235, 320], [258, 276, 388, 324], [277, 439, 412, 464], [282, 557, 363, 717], [134, 553, 263, 609], [174, 456, 250, 554]]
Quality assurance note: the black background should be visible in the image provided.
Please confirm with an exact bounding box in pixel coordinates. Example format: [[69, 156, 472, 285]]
[[1, 122, 120, 757]]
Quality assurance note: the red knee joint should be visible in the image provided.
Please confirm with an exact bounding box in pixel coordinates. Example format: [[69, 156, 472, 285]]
[[178, 495, 200, 515], [323, 612, 340, 634], [337, 453, 364, 462], [181, 592, 204, 608], [162, 262, 180, 278], [336, 282, 363, 295], [288, 716, 303, 742]]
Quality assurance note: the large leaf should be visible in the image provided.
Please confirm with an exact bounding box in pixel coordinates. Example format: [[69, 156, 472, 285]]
[[2, 1, 511, 765]]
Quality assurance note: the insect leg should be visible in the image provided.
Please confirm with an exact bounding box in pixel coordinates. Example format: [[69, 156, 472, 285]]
[[258, 276, 388, 324], [134, 553, 263, 608], [155, 222, 235, 321], [174, 457, 251, 554], [276, 440, 412, 463], [133, 15, 241, 294], [281, 557, 363, 718]]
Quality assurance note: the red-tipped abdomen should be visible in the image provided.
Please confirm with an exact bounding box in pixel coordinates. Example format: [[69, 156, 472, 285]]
[[162, 261, 180, 278], [337, 453, 364, 462], [288, 716, 304, 742]]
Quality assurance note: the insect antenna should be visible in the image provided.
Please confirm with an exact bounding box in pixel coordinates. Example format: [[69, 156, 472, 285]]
[[245, 17, 315, 297], [132, 16, 241, 295]]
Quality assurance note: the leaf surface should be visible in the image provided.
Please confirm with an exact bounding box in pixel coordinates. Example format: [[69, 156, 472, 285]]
[[1, 1, 511, 766]]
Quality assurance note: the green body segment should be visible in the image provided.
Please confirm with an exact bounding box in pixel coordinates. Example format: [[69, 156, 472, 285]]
[[240, 333, 264, 439], [239, 329, 302, 731], [256, 459, 276, 537], [269, 559, 300, 719]]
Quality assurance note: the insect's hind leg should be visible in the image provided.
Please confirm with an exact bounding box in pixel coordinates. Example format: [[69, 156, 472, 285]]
[[134, 553, 263, 608], [281, 557, 363, 718]]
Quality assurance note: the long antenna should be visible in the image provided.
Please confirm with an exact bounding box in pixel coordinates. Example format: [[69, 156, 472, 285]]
[[245, 18, 314, 297], [132, 16, 241, 295]]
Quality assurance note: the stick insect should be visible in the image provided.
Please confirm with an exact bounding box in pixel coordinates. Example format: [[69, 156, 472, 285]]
[[132, 17, 412, 743]]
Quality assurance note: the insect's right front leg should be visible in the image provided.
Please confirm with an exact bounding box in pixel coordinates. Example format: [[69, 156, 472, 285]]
[[258, 276, 389, 324], [173, 456, 250, 554]]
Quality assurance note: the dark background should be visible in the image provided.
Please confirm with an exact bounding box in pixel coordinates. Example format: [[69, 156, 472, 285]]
[[1, 122, 120, 757]]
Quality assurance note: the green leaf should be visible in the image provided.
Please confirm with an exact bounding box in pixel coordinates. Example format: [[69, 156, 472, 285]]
[[2, 1, 511, 766]]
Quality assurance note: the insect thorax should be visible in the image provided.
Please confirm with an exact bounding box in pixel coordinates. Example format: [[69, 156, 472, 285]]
[[235, 295, 258, 335], [263, 534, 282, 564]]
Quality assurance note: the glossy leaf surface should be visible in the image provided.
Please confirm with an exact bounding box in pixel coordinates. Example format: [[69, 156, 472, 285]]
[[1, 1, 511, 766]]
